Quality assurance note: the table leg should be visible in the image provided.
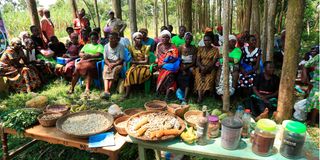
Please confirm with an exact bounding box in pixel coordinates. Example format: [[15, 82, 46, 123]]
[[1, 128, 8, 160], [154, 149, 161, 160], [138, 145, 147, 160], [108, 151, 119, 160]]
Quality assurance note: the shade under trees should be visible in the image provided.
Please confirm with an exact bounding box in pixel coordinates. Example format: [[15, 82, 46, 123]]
[[276, 0, 305, 123]]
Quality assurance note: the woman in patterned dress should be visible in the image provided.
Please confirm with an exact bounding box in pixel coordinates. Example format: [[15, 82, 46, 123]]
[[238, 35, 261, 95], [194, 34, 219, 103], [0, 38, 41, 93]]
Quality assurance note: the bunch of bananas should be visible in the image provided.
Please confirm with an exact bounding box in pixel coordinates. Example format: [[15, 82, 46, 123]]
[[180, 126, 197, 144], [70, 104, 88, 113]]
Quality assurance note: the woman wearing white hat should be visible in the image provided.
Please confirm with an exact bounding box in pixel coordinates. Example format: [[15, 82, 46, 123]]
[[216, 35, 242, 96]]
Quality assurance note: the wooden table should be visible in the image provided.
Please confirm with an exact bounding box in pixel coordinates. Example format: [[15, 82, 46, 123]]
[[126, 132, 319, 160], [1, 125, 126, 160]]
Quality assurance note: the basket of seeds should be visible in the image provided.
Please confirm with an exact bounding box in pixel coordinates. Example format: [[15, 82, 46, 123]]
[[38, 113, 64, 127], [56, 110, 114, 138]]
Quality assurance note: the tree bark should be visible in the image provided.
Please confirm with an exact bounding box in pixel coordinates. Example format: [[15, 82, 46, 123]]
[[242, 0, 252, 32], [182, 0, 192, 31], [236, 0, 244, 33], [217, 0, 221, 26], [229, 0, 233, 34], [153, 0, 158, 37], [112, 0, 122, 20], [70, 0, 78, 19], [129, 0, 137, 35], [266, 0, 277, 61], [250, 0, 260, 46], [94, 0, 100, 29], [277, 0, 285, 33], [164, 0, 169, 25], [212, 0, 216, 27], [261, 0, 268, 62], [276, 0, 305, 123], [222, 0, 230, 112], [26, 0, 40, 30]]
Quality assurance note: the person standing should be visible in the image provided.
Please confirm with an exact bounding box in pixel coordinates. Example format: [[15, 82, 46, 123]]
[[40, 9, 55, 44], [73, 9, 90, 35], [106, 11, 127, 37]]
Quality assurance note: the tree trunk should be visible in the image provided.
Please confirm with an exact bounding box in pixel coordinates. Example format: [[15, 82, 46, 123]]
[[70, 0, 78, 19], [222, 0, 230, 112], [112, 0, 122, 20], [94, 0, 100, 29], [164, 0, 169, 25], [266, 0, 277, 61], [212, 0, 216, 27], [242, 0, 252, 32], [217, 0, 221, 26], [261, 0, 268, 62], [276, 0, 305, 123], [162, 0, 166, 26], [26, 0, 40, 30], [250, 0, 260, 46], [229, 0, 233, 34], [236, 0, 244, 33], [182, 0, 192, 31], [129, 0, 137, 35], [277, 0, 285, 33], [153, 0, 158, 37]]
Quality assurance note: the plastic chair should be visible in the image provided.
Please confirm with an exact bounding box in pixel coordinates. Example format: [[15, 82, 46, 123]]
[[259, 59, 264, 74], [75, 58, 103, 89]]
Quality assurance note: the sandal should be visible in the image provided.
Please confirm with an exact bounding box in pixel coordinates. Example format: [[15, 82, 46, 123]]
[[101, 92, 110, 100]]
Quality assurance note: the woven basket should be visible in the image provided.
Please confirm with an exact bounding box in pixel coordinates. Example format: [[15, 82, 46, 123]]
[[144, 100, 167, 111], [126, 110, 186, 141], [114, 116, 130, 135], [184, 110, 202, 127], [124, 108, 144, 116], [38, 113, 63, 127], [167, 104, 190, 118], [44, 104, 69, 115], [56, 110, 114, 138]]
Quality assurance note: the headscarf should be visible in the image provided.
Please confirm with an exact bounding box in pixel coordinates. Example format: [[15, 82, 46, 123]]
[[204, 27, 213, 33], [217, 26, 223, 32], [184, 32, 192, 39], [10, 38, 22, 46], [132, 32, 142, 40], [160, 30, 171, 38], [229, 35, 237, 41], [104, 26, 112, 33], [139, 28, 148, 34]]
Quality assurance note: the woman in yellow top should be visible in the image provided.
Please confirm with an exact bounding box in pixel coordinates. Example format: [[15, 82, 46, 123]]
[[123, 32, 151, 98]]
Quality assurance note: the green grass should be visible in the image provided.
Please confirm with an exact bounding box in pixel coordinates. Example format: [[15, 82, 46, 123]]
[[0, 78, 226, 160]]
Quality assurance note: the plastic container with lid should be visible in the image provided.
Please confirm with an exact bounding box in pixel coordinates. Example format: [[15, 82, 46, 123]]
[[196, 110, 208, 145], [221, 116, 243, 150], [280, 121, 307, 159], [252, 119, 277, 156], [208, 115, 220, 138]]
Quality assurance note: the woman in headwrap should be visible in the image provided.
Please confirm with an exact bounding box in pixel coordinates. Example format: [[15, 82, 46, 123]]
[[68, 32, 104, 96], [0, 38, 41, 92], [155, 30, 180, 100], [194, 34, 219, 103], [101, 26, 112, 46], [123, 32, 151, 98], [176, 32, 197, 104], [216, 35, 242, 97]]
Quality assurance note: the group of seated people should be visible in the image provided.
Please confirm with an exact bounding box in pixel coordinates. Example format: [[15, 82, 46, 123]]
[[2, 21, 318, 120]]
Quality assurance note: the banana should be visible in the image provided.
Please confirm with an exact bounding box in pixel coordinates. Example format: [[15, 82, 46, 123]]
[[181, 126, 197, 144]]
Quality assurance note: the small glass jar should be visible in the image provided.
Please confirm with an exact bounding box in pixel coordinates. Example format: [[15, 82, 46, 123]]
[[280, 121, 306, 159], [208, 115, 220, 138], [252, 119, 277, 157]]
